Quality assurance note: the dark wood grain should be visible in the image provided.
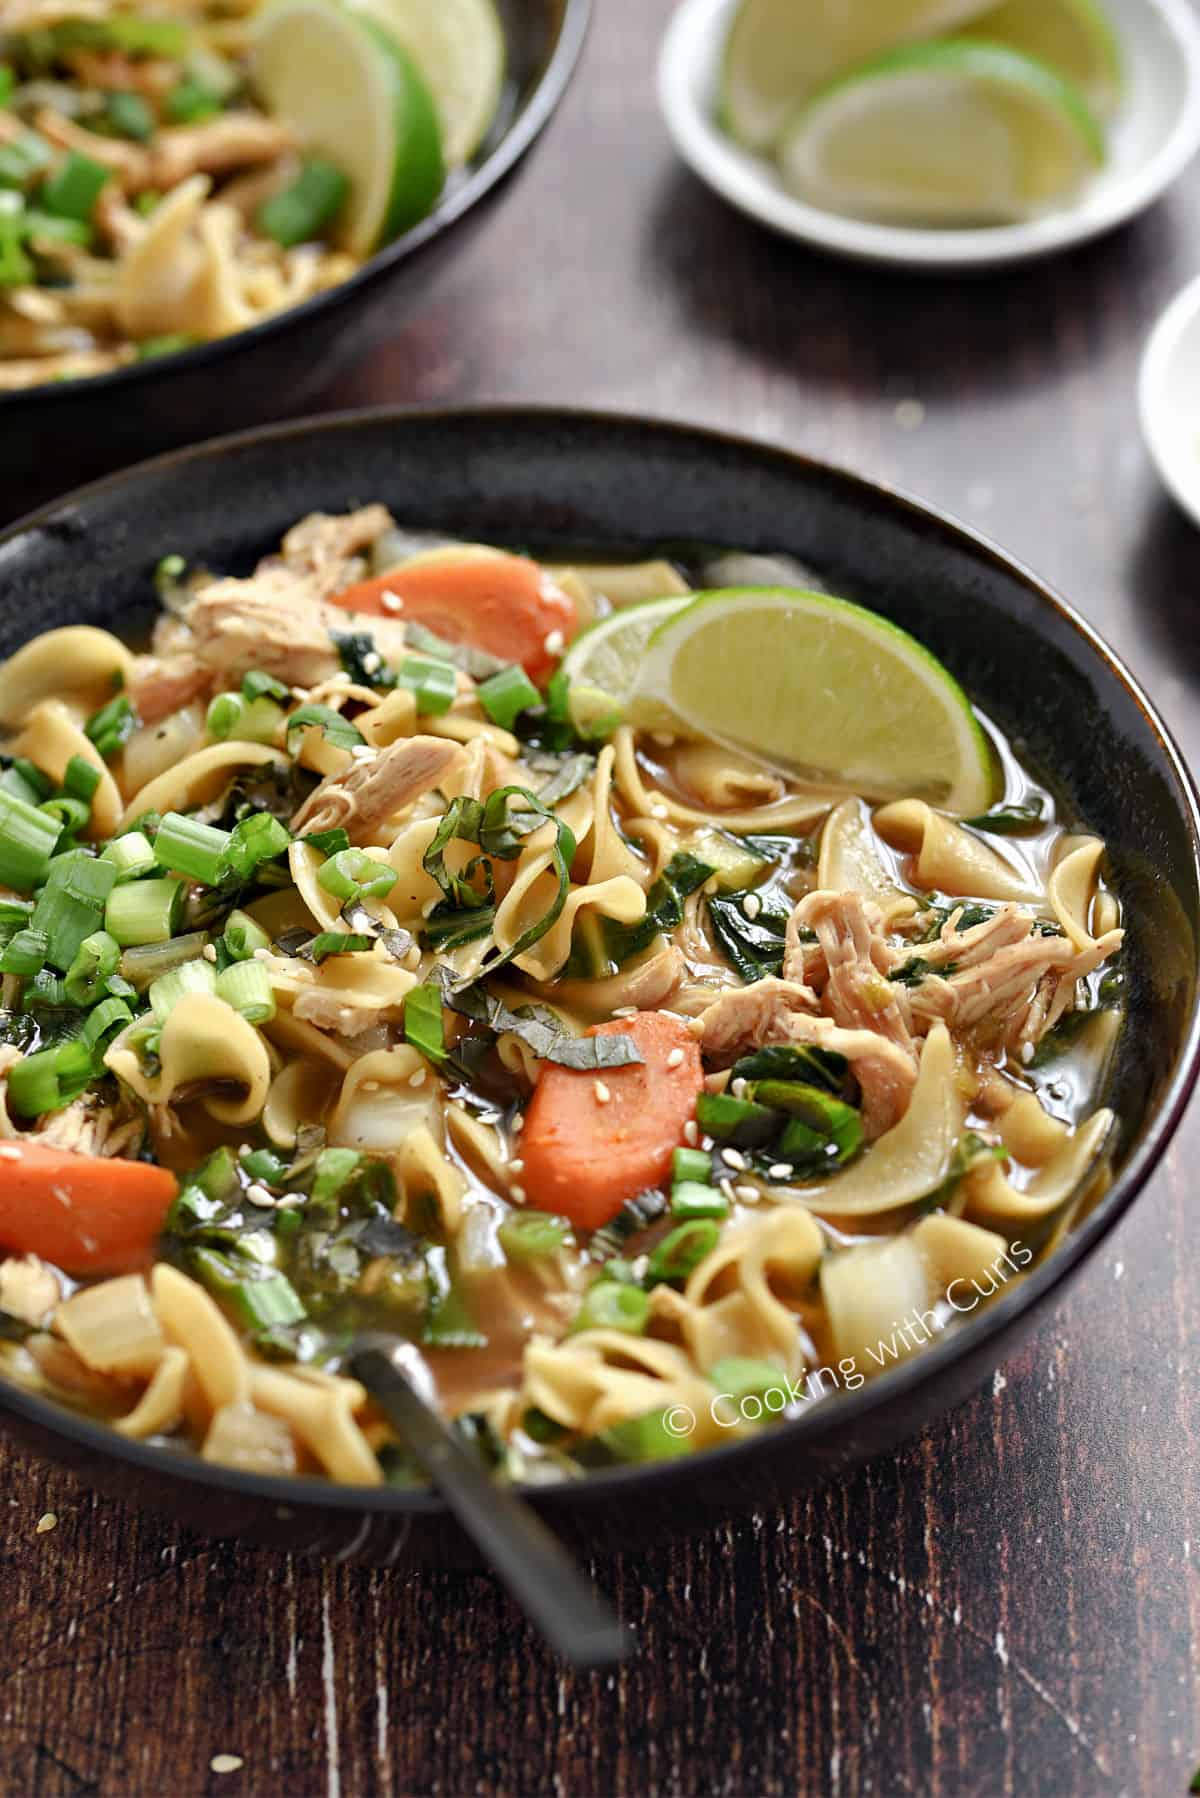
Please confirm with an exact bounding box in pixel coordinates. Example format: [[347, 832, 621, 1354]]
[[4, 3, 1200, 1793]]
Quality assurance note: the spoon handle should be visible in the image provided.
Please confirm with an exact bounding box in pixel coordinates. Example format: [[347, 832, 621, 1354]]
[[352, 1346, 630, 1669]]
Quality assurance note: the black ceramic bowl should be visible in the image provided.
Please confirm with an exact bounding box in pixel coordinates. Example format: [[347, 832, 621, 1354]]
[[1, 407, 1197, 1567], [0, 0, 589, 523]]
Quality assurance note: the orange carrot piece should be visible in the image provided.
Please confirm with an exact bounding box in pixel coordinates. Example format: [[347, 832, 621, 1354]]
[[0, 1143, 177, 1276], [519, 1012, 703, 1232], [328, 553, 578, 682]]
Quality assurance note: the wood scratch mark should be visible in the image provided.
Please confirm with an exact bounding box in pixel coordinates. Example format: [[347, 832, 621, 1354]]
[[321, 1586, 341, 1798]]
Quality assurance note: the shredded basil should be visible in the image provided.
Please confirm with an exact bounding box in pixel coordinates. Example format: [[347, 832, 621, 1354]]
[[433, 967, 642, 1070], [404, 622, 509, 681], [963, 798, 1045, 836], [707, 888, 793, 982], [285, 704, 365, 755], [331, 630, 393, 688]]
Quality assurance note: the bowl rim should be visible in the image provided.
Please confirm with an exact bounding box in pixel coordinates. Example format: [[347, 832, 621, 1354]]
[[1138, 267, 1200, 527], [658, 0, 1200, 272], [1, 400, 1198, 1519], [0, 0, 592, 413]]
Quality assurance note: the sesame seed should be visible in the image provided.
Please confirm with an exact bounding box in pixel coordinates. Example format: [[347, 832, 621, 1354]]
[[329, 671, 352, 686], [202, 943, 218, 962], [688, 1016, 705, 1037], [361, 651, 381, 674], [611, 1005, 638, 1018], [894, 397, 926, 430], [543, 629, 565, 657], [651, 731, 676, 748], [769, 1163, 792, 1180], [404, 946, 422, 970], [253, 947, 274, 962], [291, 687, 311, 702], [510, 1184, 526, 1203], [719, 1179, 737, 1204], [700, 1136, 714, 1152], [511, 1112, 525, 1133], [35, 1513, 56, 1534], [735, 1184, 759, 1203], [211, 1756, 244, 1775], [649, 802, 669, 819], [1020, 1041, 1035, 1065], [51, 1184, 71, 1207], [379, 590, 404, 613], [408, 1070, 426, 1088], [0, 1144, 20, 1160], [683, 1120, 699, 1146], [594, 1080, 612, 1104], [420, 897, 440, 918], [245, 1183, 276, 1208], [361, 1080, 380, 1093], [275, 1194, 304, 1210], [666, 1047, 685, 1069], [730, 1077, 748, 1098], [742, 893, 762, 920], [721, 1147, 747, 1171], [508, 1158, 525, 1175]]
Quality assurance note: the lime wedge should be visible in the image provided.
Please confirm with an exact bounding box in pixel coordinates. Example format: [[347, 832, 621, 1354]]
[[562, 594, 695, 731], [631, 587, 995, 813], [777, 40, 1104, 225], [346, 0, 506, 165], [721, 0, 995, 151], [254, 0, 444, 255], [962, 0, 1123, 120]]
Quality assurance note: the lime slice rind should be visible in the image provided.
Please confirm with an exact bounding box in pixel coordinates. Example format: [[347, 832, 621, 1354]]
[[347, 0, 506, 165], [961, 0, 1123, 120], [632, 586, 995, 814], [562, 594, 696, 732]]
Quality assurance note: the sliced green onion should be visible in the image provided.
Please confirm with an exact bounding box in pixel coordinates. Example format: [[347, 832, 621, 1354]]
[[40, 150, 109, 223], [0, 219, 32, 288], [694, 1090, 778, 1147], [317, 848, 397, 903], [101, 830, 157, 882], [8, 759, 54, 803], [119, 929, 208, 987], [0, 898, 32, 930], [672, 1146, 712, 1186], [238, 696, 285, 744], [39, 795, 90, 836], [206, 692, 244, 739], [154, 811, 231, 886], [222, 909, 270, 962], [84, 694, 135, 760], [307, 932, 372, 961], [0, 763, 48, 807], [165, 75, 225, 125], [477, 664, 539, 731], [104, 91, 155, 141], [27, 968, 68, 1008], [0, 790, 61, 891], [0, 131, 52, 192], [32, 849, 117, 970], [302, 827, 351, 857], [397, 656, 457, 717], [214, 959, 275, 1025], [285, 704, 364, 755], [645, 1220, 721, 1287], [0, 68, 13, 109], [240, 1146, 288, 1186], [310, 1146, 363, 1208], [0, 925, 47, 977], [149, 957, 217, 1023], [257, 155, 348, 248], [498, 1210, 572, 1263], [63, 929, 120, 1005], [190, 1248, 307, 1331], [670, 1181, 729, 1221], [570, 1283, 650, 1335], [105, 876, 186, 947], [242, 671, 289, 703], [593, 1410, 691, 1463], [225, 813, 290, 881], [82, 995, 134, 1057], [54, 16, 188, 56], [708, 1356, 793, 1407], [62, 755, 102, 805], [137, 333, 197, 362], [8, 1039, 93, 1117]]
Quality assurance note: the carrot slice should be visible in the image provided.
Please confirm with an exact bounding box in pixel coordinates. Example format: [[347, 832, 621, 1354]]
[[328, 552, 578, 683], [520, 1012, 704, 1232], [0, 1143, 177, 1276]]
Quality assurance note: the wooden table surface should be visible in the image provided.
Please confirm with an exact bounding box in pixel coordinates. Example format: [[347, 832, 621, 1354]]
[[5, 3, 1200, 1794]]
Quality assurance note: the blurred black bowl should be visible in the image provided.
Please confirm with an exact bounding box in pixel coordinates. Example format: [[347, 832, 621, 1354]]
[[0, 0, 589, 522], [0, 406, 1197, 1565]]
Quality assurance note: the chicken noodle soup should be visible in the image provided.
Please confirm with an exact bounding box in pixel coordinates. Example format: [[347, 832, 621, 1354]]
[[0, 1, 487, 389], [0, 511, 1124, 1483]]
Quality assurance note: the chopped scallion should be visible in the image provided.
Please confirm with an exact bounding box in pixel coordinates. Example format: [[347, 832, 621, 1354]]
[[670, 1181, 729, 1220], [316, 848, 397, 903], [397, 655, 457, 717], [154, 811, 231, 886], [63, 929, 120, 1005], [84, 694, 135, 760], [0, 790, 61, 891], [82, 995, 134, 1057], [214, 959, 275, 1025], [149, 957, 217, 1023], [62, 755, 102, 805], [477, 664, 540, 731], [570, 1282, 650, 1335], [497, 1211, 571, 1263], [222, 909, 270, 962], [225, 812, 290, 881], [100, 830, 157, 882], [105, 876, 186, 947], [672, 1146, 713, 1186], [645, 1220, 720, 1287], [8, 1039, 94, 1117], [40, 150, 109, 223], [257, 156, 348, 248], [0, 925, 47, 977]]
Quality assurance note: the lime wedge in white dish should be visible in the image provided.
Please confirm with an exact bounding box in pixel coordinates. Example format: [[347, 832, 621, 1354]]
[[776, 40, 1104, 225], [561, 593, 695, 732], [720, 0, 996, 150], [254, 0, 444, 255], [346, 0, 506, 165], [961, 0, 1123, 120], [630, 587, 995, 813]]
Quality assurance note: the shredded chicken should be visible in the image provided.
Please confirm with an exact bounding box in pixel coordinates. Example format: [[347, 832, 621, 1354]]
[[693, 981, 916, 1138], [792, 890, 916, 1055], [292, 734, 467, 841], [147, 114, 298, 193], [281, 506, 394, 598], [0, 1255, 61, 1329], [908, 926, 1124, 1042], [184, 565, 407, 687], [129, 653, 212, 724], [34, 1099, 142, 1159]]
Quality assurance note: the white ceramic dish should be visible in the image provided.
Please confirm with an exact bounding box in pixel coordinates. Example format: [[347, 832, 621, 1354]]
[[1140, 272, 1200, 526], [658, 0, 1200, 270]]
